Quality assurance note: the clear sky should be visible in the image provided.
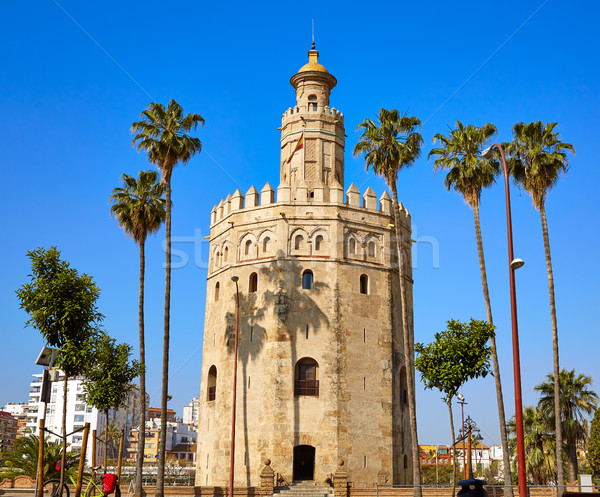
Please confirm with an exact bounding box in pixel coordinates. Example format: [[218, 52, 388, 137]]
[[1, 0, 599, 447]]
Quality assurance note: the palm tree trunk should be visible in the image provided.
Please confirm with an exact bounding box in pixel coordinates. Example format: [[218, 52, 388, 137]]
[[135, 240, 147, 497], [567, 439, 577, 482], [472, 203, 513, 496], [540, 203, 564, 488], [448, 400, 456, 497], [156, 173, 172, 497], [59, 375, 68, 497], [390, 179, 421, 497]]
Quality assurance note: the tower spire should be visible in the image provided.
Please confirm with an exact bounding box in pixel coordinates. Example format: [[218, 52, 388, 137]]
[[311, 19, 315, 49]]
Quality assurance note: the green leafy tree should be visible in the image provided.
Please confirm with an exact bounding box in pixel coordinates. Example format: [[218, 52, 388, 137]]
[[586, 409, 600, 477], [508, 405, 556, 485], [535, 368, 598, 481], [16, 247, 103, 494], [354, 108, 423, 495], [109, 170, 165, 495], [82, 333, 141, 468], [0, 435, 77, 480], [505, 121, 575, 489], [429, 121, 513, 496], [420, 463, 454, 485], [131, 100, 204, 497], [415, 319, 493, 497]]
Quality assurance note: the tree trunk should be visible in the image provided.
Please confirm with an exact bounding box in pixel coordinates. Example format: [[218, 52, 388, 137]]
[[59, 375, 68, 497], [390, 180, 421, 497], [156, 173, 172, 497], [135, 240, 147, 497], [540, 203, 564, 488], [473, 202, 513, 495], [567, 439, 578, 483], [448, 400, 456, 497]]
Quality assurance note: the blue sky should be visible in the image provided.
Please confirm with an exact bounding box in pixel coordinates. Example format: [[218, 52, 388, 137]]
[[1, 0, 599, 446]]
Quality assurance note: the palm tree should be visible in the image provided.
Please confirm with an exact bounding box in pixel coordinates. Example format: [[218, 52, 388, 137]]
[[109, 170, 165, 496], [429, 121, 513, 496], [508, 405, 556, 485], [354, 108, 423, 496], [505, 121, 575, 488], [100, 421, 122, 464], [0, 435, 77, 480], [131, 100, 203, 497], [535, 369, 599, 481]]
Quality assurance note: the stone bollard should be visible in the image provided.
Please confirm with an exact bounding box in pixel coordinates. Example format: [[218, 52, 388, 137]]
[[334, 460, 348, 497], [260, 459, 275, 496]]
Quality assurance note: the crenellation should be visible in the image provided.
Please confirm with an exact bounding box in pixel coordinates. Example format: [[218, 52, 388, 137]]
[[379, 191, 392, 215], [246, 185, 259, 207], [295, 180, 308, 202], [363, 187, 377, 210], [231, 189, 244, 211], [225, 193, 232, 215], [346, 183, 360, 207], [260, 182, 275, 205], [211, 205, 217, 224], [330, 179, 344, 204], [277, 182, 291, 202], [217, 199, 224, 220]]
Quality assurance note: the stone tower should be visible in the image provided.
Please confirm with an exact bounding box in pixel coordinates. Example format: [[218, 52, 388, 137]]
[[195, 46, 414, 488]]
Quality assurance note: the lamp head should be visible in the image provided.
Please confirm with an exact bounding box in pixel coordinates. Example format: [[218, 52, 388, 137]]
[[231, 275, 239, 283], [510, 258, 525, 270], [481, 146, 494, 159], [457, 394, 465, 402]]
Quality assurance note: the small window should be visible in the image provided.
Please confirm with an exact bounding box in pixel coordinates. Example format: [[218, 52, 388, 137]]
[[214, 251, 220, 267], [302, 270, 314, 290], [403, 455, 408, 469], [207, 366, 217, 401], [315, 235, 323, 251], [215, 282, 220, 301], [249, 272, 258, 293], [295, 235, 304, 250], [308, 95, 318, 111], [360, 274, 369, 294], [295, 358, 319, 396], [349, 238, 356, 255], [245, 240, 252, 256], [223, 246, 229, 262], [368, 241, 376, 258], [263, 237, 271, 252]]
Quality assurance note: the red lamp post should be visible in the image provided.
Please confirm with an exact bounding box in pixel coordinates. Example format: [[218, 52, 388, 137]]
[[229, 275, 240, 497], [482, 144, 527, 497], [457, 394, 467, 479]]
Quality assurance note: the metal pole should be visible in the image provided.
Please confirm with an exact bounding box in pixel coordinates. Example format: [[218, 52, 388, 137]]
[[229, 279, 240, 497], [467, 425, 472, 479], [36, 418, 45, 497], [460, 401, 466, 479], [493, 143, 527, 497]]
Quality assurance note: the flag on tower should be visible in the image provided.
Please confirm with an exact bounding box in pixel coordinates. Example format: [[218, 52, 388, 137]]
[[286, 132, 304, 164]]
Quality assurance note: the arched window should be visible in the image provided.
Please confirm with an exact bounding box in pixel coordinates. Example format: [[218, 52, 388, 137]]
[[360, 274, 369, 294], [223, 246, 229, 262], [348, 238, 356, 255], [403, 455, 408, 469], [314, 235, 324, 251], [207, 366, 217, 401], [368, 241, 376, 258], [263, 237, 271, 253], [214, 282, 220, 302], [244, 240, 252, 256], [214, 250, 220, 268], [295, 358, 319, 396], [308, 95, 317, 111], [249, 272, 258, 293], [294, 234, 304, 250], [302, 270, 314, 290]]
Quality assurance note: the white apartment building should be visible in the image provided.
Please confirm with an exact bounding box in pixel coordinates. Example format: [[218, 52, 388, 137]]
[[26, 371, 144, 466], [182, 397, 199, 431]]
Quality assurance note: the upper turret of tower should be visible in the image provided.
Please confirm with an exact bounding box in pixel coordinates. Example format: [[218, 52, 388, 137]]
[[290, 42, 337, 111], [281, 45, 345, 195]]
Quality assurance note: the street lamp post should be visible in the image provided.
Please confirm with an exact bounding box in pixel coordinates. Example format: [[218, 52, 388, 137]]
[[457, 394, 467, 479], [482, 144, 527, 497], [229, 275, 240, 497]]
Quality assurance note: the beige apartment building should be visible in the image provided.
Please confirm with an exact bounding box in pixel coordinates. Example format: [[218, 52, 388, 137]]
[[195, 45, 414, 488]]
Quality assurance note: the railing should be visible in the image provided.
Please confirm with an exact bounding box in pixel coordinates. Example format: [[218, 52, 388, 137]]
[[208, 386, 216, 401], [295, 379, 319, 396]]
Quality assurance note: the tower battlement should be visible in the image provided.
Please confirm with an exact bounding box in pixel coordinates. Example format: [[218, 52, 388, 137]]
[[210, 182, 410, 228], [281, 106, 344, 121]]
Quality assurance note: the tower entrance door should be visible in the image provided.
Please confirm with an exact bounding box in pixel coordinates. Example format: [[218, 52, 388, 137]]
[[293, 445, 315, 481]]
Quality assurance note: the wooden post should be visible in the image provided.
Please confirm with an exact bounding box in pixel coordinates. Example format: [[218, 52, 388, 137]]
[[117, 430, 125, 480], [75, 423, 90, 497], [92, 430, 97, 467], [466, 425, 472, 479], [36, 418, 45, 497]]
